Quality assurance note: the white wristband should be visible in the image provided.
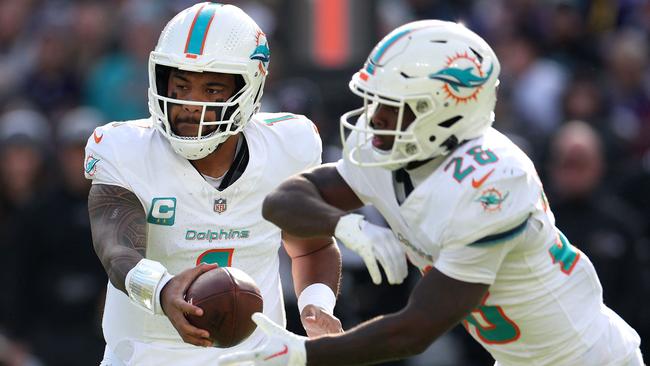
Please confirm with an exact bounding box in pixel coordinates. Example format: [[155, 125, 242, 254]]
[[125, 259, 174, 315], [297, 283, 336, 315]]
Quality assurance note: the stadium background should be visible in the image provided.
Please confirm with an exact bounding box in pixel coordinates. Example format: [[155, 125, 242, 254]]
[[0, 0, 648, 365]]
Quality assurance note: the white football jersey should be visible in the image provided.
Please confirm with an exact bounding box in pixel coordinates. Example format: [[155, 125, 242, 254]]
[[337, 127, 640, 365], [85, 113, 321, 365]]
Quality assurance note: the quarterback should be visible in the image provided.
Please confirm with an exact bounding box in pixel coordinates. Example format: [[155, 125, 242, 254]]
[[220, 20, 643, 366], [85, 3, 342, 366]]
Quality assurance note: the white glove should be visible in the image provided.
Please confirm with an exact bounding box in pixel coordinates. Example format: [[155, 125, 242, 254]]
[[219, 313, 307, 366], [335, 213, 408, 285]]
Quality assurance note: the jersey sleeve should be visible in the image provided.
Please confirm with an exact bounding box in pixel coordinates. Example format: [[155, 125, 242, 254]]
[[260, 113, 323, 173], [302, 119, 322, 170], [279, 114, 323, 171], [434, 164, 540, 284], [83, 124, 131, 190], [434, 224, 521, 284]]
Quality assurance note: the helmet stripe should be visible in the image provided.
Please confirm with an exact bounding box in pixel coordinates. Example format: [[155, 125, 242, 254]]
[[365, 29, 411, 74], [184, 3, 220, 56]]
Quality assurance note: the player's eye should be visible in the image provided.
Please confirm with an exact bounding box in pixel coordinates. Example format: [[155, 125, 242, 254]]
[[206, 88, 224, 95], [378, 104, 398, 115], [175, 84, 189, 91]]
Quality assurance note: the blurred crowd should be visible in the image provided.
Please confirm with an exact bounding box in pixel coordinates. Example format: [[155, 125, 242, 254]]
[[0, 0, 648, 365]]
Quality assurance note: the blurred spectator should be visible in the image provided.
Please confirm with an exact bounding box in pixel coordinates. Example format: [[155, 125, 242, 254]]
[[70, 1, 116, 78], [618, 153, 650, 358], [546, 120, 643, 330], [560, 73, 629, 179], [602, 29, 650, 159], [495, 31, 568, 143], [10, 107, 107, 366], [0, 108, 50, 366], [0, 0, 37, 108], [544, 1, 599, 70], [21, 25, 81, 120], [0, 109, 50, 219], [84, 12, 159, 121], [619, 0, 650, 33], [562, 73, 608, 125]]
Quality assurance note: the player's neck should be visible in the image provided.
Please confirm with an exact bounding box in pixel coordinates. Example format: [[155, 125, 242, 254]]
[[190, 134, 241, 178]]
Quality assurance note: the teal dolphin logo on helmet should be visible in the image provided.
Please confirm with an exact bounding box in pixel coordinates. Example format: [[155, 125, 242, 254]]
[[429, 63, 493, 92], [428, 52, 494, 103], [250, 44, 270, 63], [250, 29, 270, 75]]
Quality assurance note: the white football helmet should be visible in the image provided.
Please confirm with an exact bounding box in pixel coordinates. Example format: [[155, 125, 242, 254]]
[[148, 2, 270, 160], [341, 20, 500, 170]]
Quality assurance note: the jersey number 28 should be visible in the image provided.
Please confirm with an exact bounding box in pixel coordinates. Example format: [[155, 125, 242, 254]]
[[444, 146, 498, 183]]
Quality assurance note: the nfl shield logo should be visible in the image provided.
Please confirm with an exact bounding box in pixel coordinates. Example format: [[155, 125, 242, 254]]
[[213, 198, 227, 214]]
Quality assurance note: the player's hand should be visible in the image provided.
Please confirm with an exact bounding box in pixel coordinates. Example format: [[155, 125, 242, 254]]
[[219, 313, 307, 366], [160, 263, 217, 347], [335, 213, 408, 285], [300, 304, 343, 338]]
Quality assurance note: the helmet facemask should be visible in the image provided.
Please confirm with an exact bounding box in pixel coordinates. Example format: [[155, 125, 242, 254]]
[[148, 61, 262, 160], [340, 85, 436, 171], [147, 2, 269, 160]]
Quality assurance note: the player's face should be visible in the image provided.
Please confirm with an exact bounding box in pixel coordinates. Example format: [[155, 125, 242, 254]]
[[369, 103, 416, 151], [167, 69, 237, 137]]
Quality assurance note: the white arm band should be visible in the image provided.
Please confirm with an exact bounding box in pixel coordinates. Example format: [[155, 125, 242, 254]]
[[125, 259, 174, 315], [297, 283, 336, 315]]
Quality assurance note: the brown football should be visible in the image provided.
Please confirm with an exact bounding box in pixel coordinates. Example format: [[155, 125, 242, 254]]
[[185, 267, 263, 348]]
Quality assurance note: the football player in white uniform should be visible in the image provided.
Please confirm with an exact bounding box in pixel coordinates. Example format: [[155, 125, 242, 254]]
[[85, 3, 343, 366], [219, 20, 644, 366]]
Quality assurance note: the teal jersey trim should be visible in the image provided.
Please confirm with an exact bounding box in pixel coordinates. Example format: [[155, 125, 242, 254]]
[[469, 217, 529, 247], [263, 114, 297, 125]]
